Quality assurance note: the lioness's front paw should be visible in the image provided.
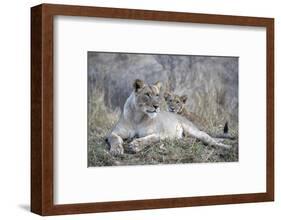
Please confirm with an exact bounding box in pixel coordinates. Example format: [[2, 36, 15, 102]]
[[110, 144, 124, 156], [128, 140, 142, 153]]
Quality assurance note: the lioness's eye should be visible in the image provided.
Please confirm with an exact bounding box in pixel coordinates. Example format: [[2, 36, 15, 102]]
[[176, 101, 180, 104], [156, 94, 159, 97], [145, 93, 150, 97]]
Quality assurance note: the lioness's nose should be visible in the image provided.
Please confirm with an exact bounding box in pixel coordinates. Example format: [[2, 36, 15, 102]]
[[153, 104, 159, 109]]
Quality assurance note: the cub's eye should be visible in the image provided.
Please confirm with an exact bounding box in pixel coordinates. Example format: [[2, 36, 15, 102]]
[[176, 101, 180, 104], [145, 93, 150, 97], [156, 94, 159, 97]]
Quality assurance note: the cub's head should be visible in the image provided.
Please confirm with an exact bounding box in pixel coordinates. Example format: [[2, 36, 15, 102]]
[[164, 92, 187, 114], [133, 79, 162, 118]]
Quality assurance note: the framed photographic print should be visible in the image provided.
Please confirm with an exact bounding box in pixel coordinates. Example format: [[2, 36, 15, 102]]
[[31, 3, 274, 216]]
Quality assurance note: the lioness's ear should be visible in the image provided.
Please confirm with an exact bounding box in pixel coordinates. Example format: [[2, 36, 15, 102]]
[[133, 79, 145, 92], [154, 81, 162, 91], [180, 95, 188, 104], [164, 92, 171, 101]]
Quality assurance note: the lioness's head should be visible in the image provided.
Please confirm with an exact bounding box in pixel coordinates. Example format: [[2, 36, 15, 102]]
[[164, 92, 187, 114], [133, 79, 162, 118]]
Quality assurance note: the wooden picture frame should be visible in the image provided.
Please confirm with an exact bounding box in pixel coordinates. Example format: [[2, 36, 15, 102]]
[[31, 3, 274, 216]]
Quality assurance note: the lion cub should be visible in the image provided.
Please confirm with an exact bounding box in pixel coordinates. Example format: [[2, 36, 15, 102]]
[[164, 92, 207, 130]]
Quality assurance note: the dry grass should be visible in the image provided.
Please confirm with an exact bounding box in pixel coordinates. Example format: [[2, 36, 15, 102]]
[[88, 90, 238, 167]]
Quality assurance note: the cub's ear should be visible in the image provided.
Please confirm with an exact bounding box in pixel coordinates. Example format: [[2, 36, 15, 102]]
[[133, 79, 145, 92], [180, 95, 188, 104], [164, 92, 171, 101], [154, 81, 162, 91]]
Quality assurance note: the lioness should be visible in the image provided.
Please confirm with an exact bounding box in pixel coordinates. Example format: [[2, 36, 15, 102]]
[[106, 79, 231, 155], [164, 92, 207, 130]]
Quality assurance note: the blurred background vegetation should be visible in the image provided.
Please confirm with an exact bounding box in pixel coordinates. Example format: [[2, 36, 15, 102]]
[[88, 52, 238, 167]]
